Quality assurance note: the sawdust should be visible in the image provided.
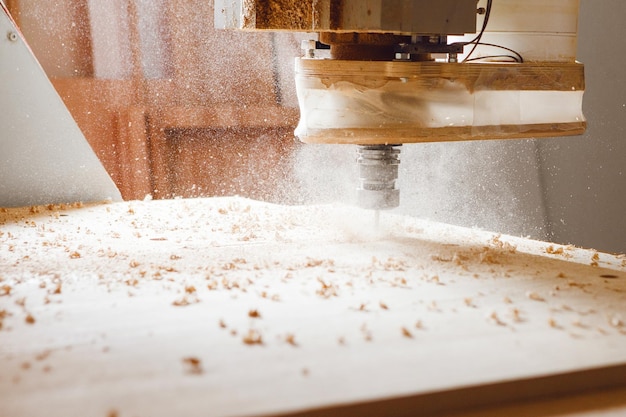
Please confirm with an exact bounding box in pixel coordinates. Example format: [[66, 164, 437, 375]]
[[182, 357, 203, 375], [254, 0, 315, 30], [242, 329, 264, 345], [1, 197, 625, 416]]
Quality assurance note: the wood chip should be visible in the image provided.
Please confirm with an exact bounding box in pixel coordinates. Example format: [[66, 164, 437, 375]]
[[548, 318, 561, 329], [242, 329, 263, 345], [546, 245, 564, 255], [285, 333, 298, 346], [526, 291, 545, 302], [488, 311, 506, 326], [401, 327, 413, 338], [182, 357, 203, 375]]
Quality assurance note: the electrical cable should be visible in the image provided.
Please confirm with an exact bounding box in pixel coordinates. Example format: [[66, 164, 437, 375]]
[[461, 0, 492, 62], [472, 42, 524, 63], [455, 0, 525, 64], [464, 54, 519, 63]]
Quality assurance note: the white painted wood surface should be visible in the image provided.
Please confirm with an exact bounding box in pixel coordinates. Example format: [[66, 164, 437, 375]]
[[0, 197, 625, 417]]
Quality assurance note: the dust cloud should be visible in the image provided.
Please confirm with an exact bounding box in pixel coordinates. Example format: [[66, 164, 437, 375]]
[[285, 140, 550, 241]]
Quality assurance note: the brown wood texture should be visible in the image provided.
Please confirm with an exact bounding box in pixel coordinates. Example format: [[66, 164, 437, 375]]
[[299, 123, 587, 145], [296, 60, 586, 92]]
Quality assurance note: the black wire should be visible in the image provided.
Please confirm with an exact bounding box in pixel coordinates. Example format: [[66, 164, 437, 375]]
[[473, 42, 524, 63], [461, 0, 492, 63], [464, 54, 519, 63]]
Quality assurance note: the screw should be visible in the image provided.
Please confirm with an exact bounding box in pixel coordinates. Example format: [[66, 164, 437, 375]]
[[7, 31, 18, 42]]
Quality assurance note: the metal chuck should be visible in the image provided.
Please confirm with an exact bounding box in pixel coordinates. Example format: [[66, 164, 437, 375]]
[[356, 145, 400, 210]]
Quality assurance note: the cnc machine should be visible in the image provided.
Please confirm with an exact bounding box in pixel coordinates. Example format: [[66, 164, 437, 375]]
[[215, 0, 585, 210]]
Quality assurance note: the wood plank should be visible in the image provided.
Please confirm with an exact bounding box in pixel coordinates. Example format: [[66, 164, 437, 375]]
[[0, 197, 625, 416]]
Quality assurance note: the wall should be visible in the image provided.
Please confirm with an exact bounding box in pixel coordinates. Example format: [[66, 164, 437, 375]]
[[537, 0, 626, 253]]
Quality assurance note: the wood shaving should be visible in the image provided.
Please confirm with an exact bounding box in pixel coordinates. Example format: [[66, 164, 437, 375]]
[[49, 282, 62, 295], [490, 234, 517, 253], [526, 291, 545, 302], [509, 308, 523, 323], [360, 323, 373, 342], [479, 250, 499, 265], [182, 357, 203, 375], [35, 350, 52, 361], [548, 318, 561, 329], [242, 329, 263, 345], [546, 245, 564, 255], [248, 309, 261, 318], [487, 311, 506, 326], [591, 252, 600, 267], [427, 275, 443, 285], [401, 327, 413, 338], [1, 285, 12, 296], [284, 333, 298, 346], [0, 309, 10, 330], [172, 295, 200, 306], [315, 278, 338, 298], [379, 301, 389, 310], [424, 300, 438, 312]]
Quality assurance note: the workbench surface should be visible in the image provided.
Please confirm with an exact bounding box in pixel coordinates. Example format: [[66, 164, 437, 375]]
[[1, 197, 625, 417]]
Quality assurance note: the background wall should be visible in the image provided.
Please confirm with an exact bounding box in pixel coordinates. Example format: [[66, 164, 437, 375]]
[[537, 0, 626, 253]]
